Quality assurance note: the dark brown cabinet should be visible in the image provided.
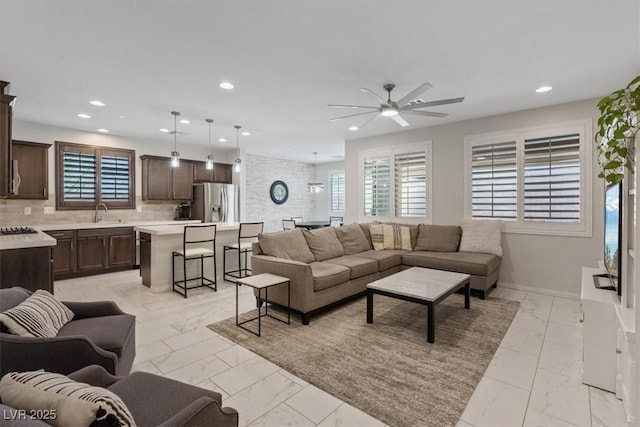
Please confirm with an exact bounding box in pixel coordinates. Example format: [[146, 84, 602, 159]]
[[0, 247, 53, 293], [139, 232, 151, 288], [193, 161, 232, 184], [46, 227, 135, 280], [11, 140, 50, 199], [141, 155, 194, 201], [0, 81, 15, 197]]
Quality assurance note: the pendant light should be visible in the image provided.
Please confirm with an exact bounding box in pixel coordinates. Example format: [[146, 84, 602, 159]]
[[205, 118, 214, 170], [234, 125, 242, 173], [170, 111, 180, 168], [306, 152, 325, 193]]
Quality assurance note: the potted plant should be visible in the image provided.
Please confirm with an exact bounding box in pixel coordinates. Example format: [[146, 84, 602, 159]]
[[595, 75, 640, 184]]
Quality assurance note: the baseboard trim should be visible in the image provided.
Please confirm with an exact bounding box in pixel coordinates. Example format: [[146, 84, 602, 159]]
[[497, 281, 580, 300]]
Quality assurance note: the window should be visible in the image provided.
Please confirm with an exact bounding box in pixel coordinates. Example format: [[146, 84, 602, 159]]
[[330, 172, 345, 212], [360, 142, 432, 221], [56, 142, 135, 210], [464, 120, 591, 236]]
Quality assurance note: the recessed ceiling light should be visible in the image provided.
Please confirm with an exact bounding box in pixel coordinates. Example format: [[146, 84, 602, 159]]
[[77, 113, 91, 119], [349, 126, 359, 131], [97, 128, 109, 133], [119, 115, 125, 119], [159, 128, 169, 133], [89, 100, 105, 107], [219, 82, 234, 90], [179, 119, 190, 124], [536, 86, 552, 93], [241, 131, 250, 136], [218, 138, 227, 142]]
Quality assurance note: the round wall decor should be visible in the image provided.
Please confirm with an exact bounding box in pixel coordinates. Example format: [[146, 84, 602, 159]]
[[270, 180, 289, 204]]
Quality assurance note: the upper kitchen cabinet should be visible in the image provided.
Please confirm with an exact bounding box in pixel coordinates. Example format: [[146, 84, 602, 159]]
[[10, 140, 50, 199], [141, 155, 194, 201], [0, 81, 16, 197], [193, 161, 232, 184]]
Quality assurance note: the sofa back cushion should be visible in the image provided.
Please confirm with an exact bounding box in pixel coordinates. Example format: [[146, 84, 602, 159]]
[[302, 227, 345, 261], [258, 229, 315, 263], [335, 224, 371, 254], [415, 225, 462, 252]]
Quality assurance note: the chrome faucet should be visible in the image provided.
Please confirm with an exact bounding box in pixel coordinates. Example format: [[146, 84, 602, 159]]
[[95, 203, 108, 223]]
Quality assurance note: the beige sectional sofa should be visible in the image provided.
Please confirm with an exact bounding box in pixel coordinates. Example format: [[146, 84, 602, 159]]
[[251, 223, 501, 324]]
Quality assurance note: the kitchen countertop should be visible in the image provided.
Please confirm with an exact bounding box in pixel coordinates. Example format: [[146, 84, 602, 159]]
[[135, 222, 240, 235], [0, 230, 57, 250], [34, 220, 202, 231]]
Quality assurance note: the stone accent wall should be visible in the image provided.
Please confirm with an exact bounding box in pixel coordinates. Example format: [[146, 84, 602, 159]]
[[245, 154, 315, 233]]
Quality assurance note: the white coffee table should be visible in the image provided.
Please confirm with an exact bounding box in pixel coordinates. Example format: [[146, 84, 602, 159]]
[[235, 273, 290, 337], [366, 267, 471, 343]]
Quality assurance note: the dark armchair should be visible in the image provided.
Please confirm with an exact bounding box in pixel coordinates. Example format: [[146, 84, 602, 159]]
[[0, 287, 135, 377]]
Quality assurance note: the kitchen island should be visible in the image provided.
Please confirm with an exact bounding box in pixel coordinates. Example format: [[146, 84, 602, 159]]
[[0, 230, 56, 292], [135, 222, 241, 293]]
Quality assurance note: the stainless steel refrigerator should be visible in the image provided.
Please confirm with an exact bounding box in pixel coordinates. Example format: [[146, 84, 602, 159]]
[[192, 183, 240, 223]]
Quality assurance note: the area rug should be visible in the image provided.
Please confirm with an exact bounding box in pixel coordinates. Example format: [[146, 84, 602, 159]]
[[208, 294, 518, 426]]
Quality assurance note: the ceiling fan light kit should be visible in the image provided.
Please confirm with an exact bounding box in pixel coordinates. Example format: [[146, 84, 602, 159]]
[[329, 81, 464, 130]]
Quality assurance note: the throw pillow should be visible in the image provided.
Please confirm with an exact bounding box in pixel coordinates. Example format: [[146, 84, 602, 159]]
[[0, 289, 74, 338], [0, 370, 136, 427], [258, 229, 315, 264], [302, 227, 345, 261], [415, 225, 462, 252], [369, 224, 412, 250], [458, 220, 504, 256], [335, 224, 371, 254]]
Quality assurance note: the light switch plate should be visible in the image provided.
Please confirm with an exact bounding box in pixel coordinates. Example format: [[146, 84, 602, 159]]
[[136, 206, 142, 213], [44, 207, 54, 215], [24, 207, 31, 215]]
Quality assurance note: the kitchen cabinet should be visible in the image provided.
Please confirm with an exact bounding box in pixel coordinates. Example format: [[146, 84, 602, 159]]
[[141, 155, 194, 201], [0, 246, 53, 293], [139, 232, 151, 287], [46, 227, 135, 279], [10, 140, 50, 199], [193, 161, 233, 184], [0, 81, 15, 197]]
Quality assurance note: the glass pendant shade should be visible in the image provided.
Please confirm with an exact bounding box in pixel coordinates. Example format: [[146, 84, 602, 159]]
[[170, 151, 180, 167], [206, 155, 214, 170], [306, 183, 325, 193], [234, 158, 241, 173], [170, 111, 180, 168], [205, 118, 214, 170]]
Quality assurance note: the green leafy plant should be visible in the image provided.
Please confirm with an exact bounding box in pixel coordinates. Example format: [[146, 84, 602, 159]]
[[596, 75, 640, 184]]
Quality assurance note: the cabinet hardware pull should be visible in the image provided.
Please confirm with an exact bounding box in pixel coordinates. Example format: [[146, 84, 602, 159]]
[[43, 187, 46, 197], [70, 241, 73, 250]]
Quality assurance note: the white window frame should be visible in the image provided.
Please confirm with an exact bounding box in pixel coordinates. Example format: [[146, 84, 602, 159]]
[[358, 141, 433, 224], [464, 120, 592, 237], [328, 169, 345, 215]]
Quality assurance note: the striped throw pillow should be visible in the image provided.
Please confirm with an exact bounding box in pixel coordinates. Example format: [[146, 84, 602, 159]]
[[0, 289, 74, 337], [0, 371, 136, 427], [369, 224, 412, 250]]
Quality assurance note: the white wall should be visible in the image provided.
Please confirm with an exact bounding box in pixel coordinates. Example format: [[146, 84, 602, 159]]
[[311, 160, 345, 220], [345, 98, 603, 297]]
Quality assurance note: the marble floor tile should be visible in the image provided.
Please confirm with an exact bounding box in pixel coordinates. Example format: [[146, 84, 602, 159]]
[[135, 340, 173, 364], [590, 387, 627, 427], [163, 327, 220, 350], [137, 313, 189, 334], [152, 336, 232, 373], [136, 324, 180, 347], [248, 403, 314, 427], [223, 372, 303, 426], [460, 376, 529, 427], [484, 346, 538, 391], [544, 321, 583, 350], [164, 354, 231, 385], [491, 287, 528, 302], [510, 309, 548, 334], [523, 408, 579, 427], [195, 379, 230, 400], [285, 384, 343, 424], [455, 420, 475, 427], [549, 297, 582, 326], [538, 341, 583, 378], [279, 369, 309, 388], [499, 324, 545, 356], [212, 355, 281, 395], [529, 369, 591, 426], [216, 344, 258, 367], [130, 360, 161, 375], [317, 403, 385, 427]]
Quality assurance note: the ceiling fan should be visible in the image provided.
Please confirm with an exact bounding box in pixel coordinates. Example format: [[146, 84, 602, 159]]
[[329, 82, 464, 129]]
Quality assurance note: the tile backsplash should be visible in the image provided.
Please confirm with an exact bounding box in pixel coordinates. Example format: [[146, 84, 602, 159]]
[[0, 197, 176, 226]]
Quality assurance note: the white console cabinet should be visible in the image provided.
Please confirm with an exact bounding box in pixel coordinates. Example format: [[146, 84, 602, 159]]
[[615, 304, 636, 426]]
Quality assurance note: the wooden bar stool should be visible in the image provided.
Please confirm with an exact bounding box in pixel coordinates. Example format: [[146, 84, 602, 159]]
[[172, 224, 217, 298], [223, 222, 263, 281]]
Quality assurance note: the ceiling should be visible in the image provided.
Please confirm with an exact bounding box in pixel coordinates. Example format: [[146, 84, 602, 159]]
[[1, 1, 638, 163]]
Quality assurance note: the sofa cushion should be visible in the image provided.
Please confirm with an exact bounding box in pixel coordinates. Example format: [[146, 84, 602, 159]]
[[402, 251, 500, 276], [0, 289, 74, 338], [303, 227, 345, 261], [359, 223, 374, 248], [370, 224, 412, 250], [459, 220, 504, 256], [324, 255, 378, 279], [309, 262, 351, 291], [57, 314, 135, 357], [0, 370, 136, 427], [356, 249, 410, 271], [335, 224, 371, 254], [415, 225, 462, 252], [258, 229, 315, 263]]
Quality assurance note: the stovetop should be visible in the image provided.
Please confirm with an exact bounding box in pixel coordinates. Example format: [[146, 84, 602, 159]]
[[0, 226, 38, 235]]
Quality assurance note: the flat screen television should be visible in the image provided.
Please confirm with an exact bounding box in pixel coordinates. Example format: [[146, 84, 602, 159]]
[[595, 182, 622, 294]]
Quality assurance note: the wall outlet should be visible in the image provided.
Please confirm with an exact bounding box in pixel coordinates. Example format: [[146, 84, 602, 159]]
[[136, 206, 142, 213], [24, 207, 31, 215], [44, 207, 54, 215]]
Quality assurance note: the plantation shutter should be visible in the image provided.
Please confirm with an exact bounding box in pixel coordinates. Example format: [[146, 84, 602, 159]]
[[523, 134, 580, 222], [363, 157, 391, 216], [101, 153, 131, 201], [62, 148, 97, 203], [330, 172, 345, 211], [471, 141, 517, 219], [394, 151, 426, 217]]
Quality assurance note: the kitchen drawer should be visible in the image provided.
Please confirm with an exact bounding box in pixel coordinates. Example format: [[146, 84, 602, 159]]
[[77, 227, 133, 238], [45, 229, 76, 239]]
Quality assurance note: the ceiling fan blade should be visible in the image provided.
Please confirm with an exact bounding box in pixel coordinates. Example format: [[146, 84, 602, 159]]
[[402, 110, 449, 118], [359, 87, 386, 104], [400, 97, 465, 110], [327, 104, 379, 109], [330, 111, 378, 121], [356, 113, 378, 131], [390, 114, 410, 127], [396, 82, 433, 107]]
